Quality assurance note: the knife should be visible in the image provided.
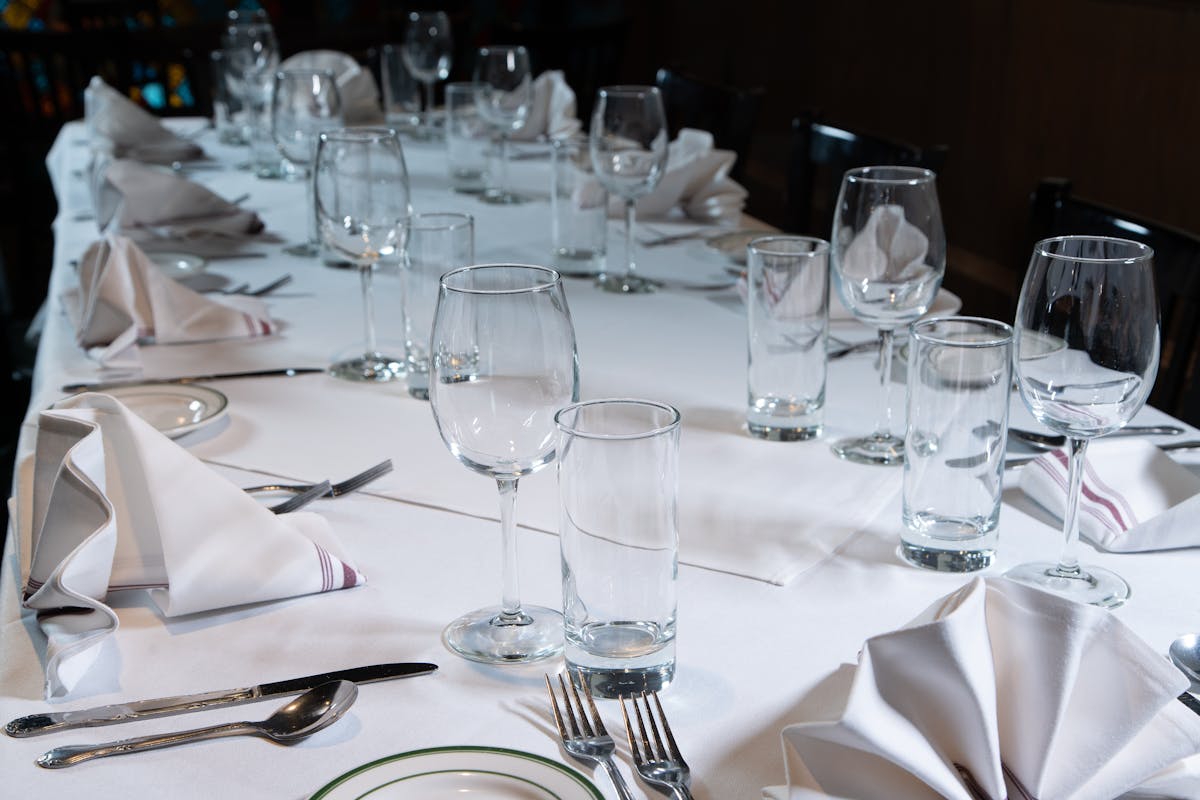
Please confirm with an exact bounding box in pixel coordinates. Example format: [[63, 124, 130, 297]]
[[62, 367, 325, 393], [5, 662, 437, 737]]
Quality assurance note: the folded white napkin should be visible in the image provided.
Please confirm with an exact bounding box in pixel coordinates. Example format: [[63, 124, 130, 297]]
[[19, 393, 364, 697], [512, 70, 581, 141], [1019, 438, 1200, 551], [764, 577, 1200, 800], [837, 204, 929, 282], [279, 50, 383, 125], [71, 235, 273, 365], [84, 76, 205, 164], [612, 128, 747, 225]]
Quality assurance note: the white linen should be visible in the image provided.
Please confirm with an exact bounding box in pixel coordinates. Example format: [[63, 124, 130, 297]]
[[279, 50, 383, 125], [615, 128, 747, 224], [1019, 438, 1200, 551], [512, 70, 581, 142], [837, 203, 930, 282], [18, 394, 364, 697], [766, 577, 1200, 800], [84, 76, 204, 164]]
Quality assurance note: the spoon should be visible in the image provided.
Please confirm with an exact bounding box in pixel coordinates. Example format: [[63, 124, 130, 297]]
[[35, 679, 357, 769], [1170, 634, 1200, 689], [1009, 424, 1185, 451]]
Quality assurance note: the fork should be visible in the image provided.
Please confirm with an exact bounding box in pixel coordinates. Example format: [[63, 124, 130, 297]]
[[620, 690, 693, 799], [244, 460, 394, 501], [267, 480, 332, 514], [209, 274, 294, 297], [545, 674, 636, 800]]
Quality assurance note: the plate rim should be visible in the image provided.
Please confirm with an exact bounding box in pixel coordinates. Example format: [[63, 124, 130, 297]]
[[147, 250, 208, 277], [104, 382, 229, 438], [310, 745, 604, 800]]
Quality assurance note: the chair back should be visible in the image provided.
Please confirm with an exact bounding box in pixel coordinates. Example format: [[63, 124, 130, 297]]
[[1028, 178, 1200, 425], [654, 67, 763, 184]]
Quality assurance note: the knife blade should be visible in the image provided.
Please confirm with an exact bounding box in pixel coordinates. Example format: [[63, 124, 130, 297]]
[[5, 661, 437, 737], [62, 367, 325, 393]]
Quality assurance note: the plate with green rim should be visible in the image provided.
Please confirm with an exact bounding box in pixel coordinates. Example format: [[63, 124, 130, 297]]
[[311, 745, 604, 799]]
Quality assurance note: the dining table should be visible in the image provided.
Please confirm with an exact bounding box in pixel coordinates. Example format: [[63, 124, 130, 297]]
[[3, 116, 1200, 798]]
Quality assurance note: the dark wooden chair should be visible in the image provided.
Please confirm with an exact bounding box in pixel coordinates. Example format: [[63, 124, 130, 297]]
[[1028, 177, 1200, 426], [786, 111, 948, 238], [653, 67, 764, 184]]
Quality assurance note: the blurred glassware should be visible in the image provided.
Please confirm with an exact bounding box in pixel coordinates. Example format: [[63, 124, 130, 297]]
[[472, 45, 533, 204], [400, 11, 453, 138]]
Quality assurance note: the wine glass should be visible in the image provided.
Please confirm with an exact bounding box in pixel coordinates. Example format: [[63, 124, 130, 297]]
[[273, 69, 344, 257], [429, 264, 579, 663], [589, 85, 669, 294], [220, 13, 279, 151], [400, 10, 453, 137], [472, 45, 533, 205], [314, 128, 411, 382], [830, 166, 946, 465], [1006, 236, 1159, 607]]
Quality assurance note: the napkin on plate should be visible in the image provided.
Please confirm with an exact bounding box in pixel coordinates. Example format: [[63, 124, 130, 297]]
[[512, 70, 582, 142], [836, 203, 929, 283], [279, 50, 383, 124], [764, 577, 1200, 800], [70, 234, 274, 365], [1019, 438, 1200, 551], [612, 128, 747, 225], [18, 393, 365, 697], [84, 76, 205, 164]]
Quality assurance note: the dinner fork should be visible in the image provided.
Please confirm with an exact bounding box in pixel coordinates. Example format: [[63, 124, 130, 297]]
[[245, 460, 394, 501], [545, 674, 636, 800], [268, 480, 332, 514], [620, 690, 693, 799], [209, 274, 294, 297]]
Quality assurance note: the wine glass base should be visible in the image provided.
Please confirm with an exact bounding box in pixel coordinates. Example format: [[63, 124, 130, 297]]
[[596, 273, 655, 294], [1005, 561, 1130, 608], [283, 242, 321, 257], [443, 604, 564, 664], [831, 433, 904, 466], [480, 188, 529, 205], [328, 355, 405, 383]]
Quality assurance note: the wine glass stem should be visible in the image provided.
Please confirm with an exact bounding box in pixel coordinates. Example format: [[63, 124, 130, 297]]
[[422, 80, 433, 117], [304, 166, 317, 247], [360, 263, 377, 359], [496, 477, 523, 620], [873, 328, 896, 438], [624, 198, 637, 280], [497, 133, 511, 197], [1055, 436, 1088, 577]]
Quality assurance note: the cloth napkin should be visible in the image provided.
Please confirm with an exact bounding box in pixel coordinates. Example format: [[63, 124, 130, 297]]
[[1019, 438, 1200, 551], [70, 234, 273, 365], [611, 128, 747, 225], [279, 50, 383, 124], [18, 393, 365, 697], [512, 70, 582, 142], [836, 203, 929, 282], [84, 76, 205, 164], [764, 577, 1200, 800]]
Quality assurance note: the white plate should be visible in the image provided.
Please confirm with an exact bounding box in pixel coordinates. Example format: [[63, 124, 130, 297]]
[[105, 383, 228, 438], [148, 251, 207, 278], [311, 746, 603, 799]]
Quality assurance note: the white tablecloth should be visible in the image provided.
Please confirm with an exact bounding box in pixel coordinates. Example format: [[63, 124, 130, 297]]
[[3, 120, 1199, 798]]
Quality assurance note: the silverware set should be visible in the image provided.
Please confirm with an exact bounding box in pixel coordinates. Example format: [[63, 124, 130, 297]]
[[546, 672, 693, 799], [204, 273, 293, 297], [247, 460, 394, 513]]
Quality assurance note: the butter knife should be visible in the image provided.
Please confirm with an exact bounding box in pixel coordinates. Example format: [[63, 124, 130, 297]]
[[5, 661, 437, 737], [62, 367, 325, 393]]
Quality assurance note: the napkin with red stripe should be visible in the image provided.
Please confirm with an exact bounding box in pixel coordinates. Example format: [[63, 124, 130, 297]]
[[85, 76, 205, 164], [1018, 438, 1200, 551], [17, 393, 365, 698]]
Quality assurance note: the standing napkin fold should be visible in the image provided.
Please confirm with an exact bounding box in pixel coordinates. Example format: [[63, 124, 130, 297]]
[[512, 70, 582, 141], [19, 394, 365, 698], [611, 128, 747, 224], [1019, 438, 1200, 551], [837, 203, 930, 282], [84, 76, 205, 164]]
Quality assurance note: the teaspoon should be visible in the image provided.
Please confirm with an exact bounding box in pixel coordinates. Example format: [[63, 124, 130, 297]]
[[35, 679, 357, 768], [1010, 424, 1185, 451], [1170, 633, 1200, 689]]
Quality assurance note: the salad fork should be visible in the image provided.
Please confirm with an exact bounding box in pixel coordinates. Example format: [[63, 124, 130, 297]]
[[268, 480, 332, 514], [620, 690, 693, 799], [245, 460, 394, 501], [545, 674, 636, 800]]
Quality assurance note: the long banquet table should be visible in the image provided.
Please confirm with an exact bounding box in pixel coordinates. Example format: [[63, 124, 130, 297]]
[[3, 120, 1200, 798]]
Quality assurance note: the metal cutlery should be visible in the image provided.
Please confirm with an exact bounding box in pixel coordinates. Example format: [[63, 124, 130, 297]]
[[267, 480, 331, 514], [1008, 424, 1185, 450], [207, 274, 293, 297], [243, 460, 394, 501], [828, 339, 879, 360], [620, 690, 693, 799], [62, 367, 325, 393], [545, 674, 636, 800], [555, 270, 734, 291], [639, 229, 711, 247], [1000, 439, 1200, 469]]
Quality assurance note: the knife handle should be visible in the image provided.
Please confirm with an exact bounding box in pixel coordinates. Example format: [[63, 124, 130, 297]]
[[5, 688, 257, 737]]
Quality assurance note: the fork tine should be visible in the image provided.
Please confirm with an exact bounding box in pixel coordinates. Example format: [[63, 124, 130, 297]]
[[330, 459, 394, 496], [619, 695, 642, 762], [269, 480, 331, 514], [639, 692, 668, 760], [649, 691, 685, 765], [557, 674, 585, 738], [544, 674, 570, 740], [577, 676, 607, 736], [565, 674, 596, 737]]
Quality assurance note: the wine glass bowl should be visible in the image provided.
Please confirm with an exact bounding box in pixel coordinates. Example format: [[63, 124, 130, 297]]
[[1006, 235, 1159, 607], [829, 166, 946, 465], [589, 85, 669, 294], [400, 10, 453, 137], [472, 46, 533, 205]]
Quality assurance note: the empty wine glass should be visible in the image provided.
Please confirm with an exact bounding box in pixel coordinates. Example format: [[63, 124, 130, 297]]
[[273, 69, 344, 257], [589, 85, 669, 294], [221, 12, 278, 157], [1006, 236, 1159, 607], [400, 10, 453, 137], [429, 264, 579, 663], [830, 166, 946, 465], [314, 128, 411, 382], [473, 45, 532, 205]]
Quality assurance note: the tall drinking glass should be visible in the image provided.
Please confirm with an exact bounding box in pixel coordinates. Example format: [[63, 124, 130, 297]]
[[221, 13, 278, 154], [273, 69, 344, 257], [1006, 236, 1159, 607], [473, 46, 532, 205], [314, 129, 411, 382], [429, 264, 579, 663], [400, 10, 453, 137], [589, 86, 668, 294], [830, 166, 946, 465]]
